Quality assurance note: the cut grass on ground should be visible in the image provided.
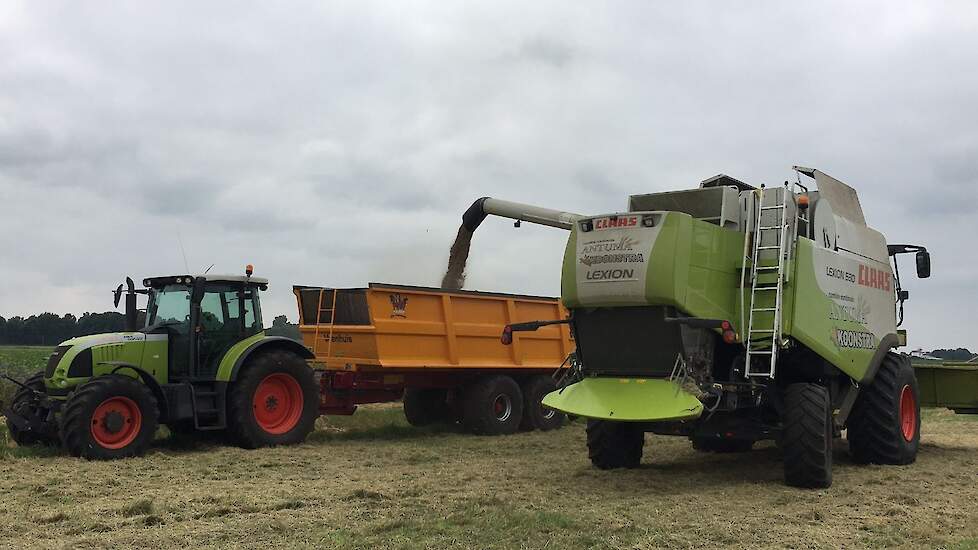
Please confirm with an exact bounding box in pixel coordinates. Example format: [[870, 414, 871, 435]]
[[0, 402, 976, 549]]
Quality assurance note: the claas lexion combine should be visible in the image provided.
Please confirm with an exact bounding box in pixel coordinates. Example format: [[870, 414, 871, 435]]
[[464, 166, 940, 488]]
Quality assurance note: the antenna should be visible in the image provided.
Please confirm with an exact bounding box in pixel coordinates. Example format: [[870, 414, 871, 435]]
[[203, 264, 215, 274], [176, 232, 190, 273]]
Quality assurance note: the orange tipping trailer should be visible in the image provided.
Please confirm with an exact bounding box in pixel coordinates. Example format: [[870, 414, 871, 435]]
[[293, 283, 575, 435]]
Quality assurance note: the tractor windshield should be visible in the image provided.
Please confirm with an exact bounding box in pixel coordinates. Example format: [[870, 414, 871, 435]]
[[145, 285, 191, 329]]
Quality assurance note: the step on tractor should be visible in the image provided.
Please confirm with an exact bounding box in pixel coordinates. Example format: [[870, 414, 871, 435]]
[[460, 166, 938, 488], [3, 266, 319, 459]]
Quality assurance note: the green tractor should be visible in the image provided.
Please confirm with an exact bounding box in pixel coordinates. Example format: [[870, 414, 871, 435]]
[[4, 267, 319, 459]]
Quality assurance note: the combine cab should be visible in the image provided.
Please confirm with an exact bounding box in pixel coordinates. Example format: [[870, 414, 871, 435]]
[[462, 166, 947, 488], [4, 267, 318, 459]]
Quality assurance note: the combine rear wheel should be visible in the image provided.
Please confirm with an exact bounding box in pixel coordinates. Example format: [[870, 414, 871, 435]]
[[519, 375, 566, 431], [461, 375, 524, 435], [6, 371, 59, 446], [228, 350, 319, 449], [782, 383, 833, 488], [586, 420, 644, 469], [847, 353, 920, 465], [59, 375, 159, 459], [403, 388, 452, 426]]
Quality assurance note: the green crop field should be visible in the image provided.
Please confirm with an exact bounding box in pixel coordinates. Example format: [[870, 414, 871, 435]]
[[1, 388, 977, 549]]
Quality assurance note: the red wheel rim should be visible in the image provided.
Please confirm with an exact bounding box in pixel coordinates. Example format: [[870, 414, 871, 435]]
[[91, 396, 142, 449], [899, 384, 917, 442], [253, 373, 304, 435]]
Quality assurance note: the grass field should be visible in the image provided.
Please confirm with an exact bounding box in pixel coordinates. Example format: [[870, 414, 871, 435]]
[[1, 346, 977, 549]]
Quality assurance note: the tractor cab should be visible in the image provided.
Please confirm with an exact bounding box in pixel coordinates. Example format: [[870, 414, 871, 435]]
[[140, 273, 268, 380]]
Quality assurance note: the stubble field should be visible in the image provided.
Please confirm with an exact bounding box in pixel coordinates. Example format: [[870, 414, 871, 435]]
[[1, 346, 977, 550]]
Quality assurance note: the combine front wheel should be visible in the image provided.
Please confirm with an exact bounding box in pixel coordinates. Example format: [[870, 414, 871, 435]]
[[59, 375, 159, 459], [847, 353, 920, 465], [228, 350, 319, 449]]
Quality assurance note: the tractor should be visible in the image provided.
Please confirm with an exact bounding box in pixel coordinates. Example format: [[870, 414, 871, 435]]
[[461, 166, 932, 488], [4, 266, 319, 459]]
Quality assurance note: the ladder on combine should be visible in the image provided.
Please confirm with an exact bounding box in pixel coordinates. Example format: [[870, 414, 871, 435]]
[[312, 288, 337, 361], [745, 183, 795, 378]]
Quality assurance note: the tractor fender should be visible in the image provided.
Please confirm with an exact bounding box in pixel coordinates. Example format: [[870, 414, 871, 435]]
[[217, 335, 314, 383], [857, 333, 901, 385], [108, 363, 170, 421]]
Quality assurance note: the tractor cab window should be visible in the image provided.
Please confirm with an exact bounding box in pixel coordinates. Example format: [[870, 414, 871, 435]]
[[146, 285, 191, 331]]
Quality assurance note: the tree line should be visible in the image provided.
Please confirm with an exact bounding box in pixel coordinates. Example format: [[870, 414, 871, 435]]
[[0, 312, 302, 346]]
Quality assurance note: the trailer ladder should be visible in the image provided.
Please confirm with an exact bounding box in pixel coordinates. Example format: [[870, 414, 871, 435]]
[[311, 288, 338, 361], [745, 183, 793, 379]]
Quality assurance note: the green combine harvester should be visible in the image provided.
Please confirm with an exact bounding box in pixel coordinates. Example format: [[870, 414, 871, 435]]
[[4, 266, 319, 459], [461, 166, 971, 488]]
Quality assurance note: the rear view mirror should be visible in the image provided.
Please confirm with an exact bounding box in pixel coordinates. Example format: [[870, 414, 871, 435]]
[[915, 250, 931, 279]]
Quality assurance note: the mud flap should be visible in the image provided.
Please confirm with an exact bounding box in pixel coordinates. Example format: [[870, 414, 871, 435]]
[[542, 377, 703, 422]]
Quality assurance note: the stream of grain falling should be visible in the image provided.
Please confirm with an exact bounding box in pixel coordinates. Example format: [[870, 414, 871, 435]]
[[440, 225, 473, 290]]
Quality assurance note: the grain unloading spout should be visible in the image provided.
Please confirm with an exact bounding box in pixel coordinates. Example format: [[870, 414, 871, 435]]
[[461, 197, 584, 232]]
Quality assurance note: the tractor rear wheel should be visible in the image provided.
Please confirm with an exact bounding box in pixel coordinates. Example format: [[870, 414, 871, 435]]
[[519, 375, 566, 431], [782, 383, 833, 488], [403, 388, 452, 426], [460, 375, 524, 435], [228, 350, 319, 449], [59, 375, 159, 459], [6, 371, 59, 446], [586, 420, 644, 469], [847, 353, 920, 465]]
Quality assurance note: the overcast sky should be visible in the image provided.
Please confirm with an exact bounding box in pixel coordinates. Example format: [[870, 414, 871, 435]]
[[1, 2, 975, 350]]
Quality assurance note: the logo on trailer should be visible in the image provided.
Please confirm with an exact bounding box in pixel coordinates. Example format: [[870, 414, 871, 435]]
[[390, 293, 408, 318]]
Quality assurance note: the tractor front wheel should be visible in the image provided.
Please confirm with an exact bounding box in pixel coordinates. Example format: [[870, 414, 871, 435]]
[[59, 375, 159, 459], [586, 420, 644, 469], [782, 383, 833, 488], [847, 353, 920, 465], [228, 350, 319, 449], [6, 371, 59, 447]]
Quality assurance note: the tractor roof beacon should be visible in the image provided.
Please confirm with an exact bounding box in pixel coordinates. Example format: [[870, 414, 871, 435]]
[[465, 166, 933, 488], [3, 266, 318, 459]]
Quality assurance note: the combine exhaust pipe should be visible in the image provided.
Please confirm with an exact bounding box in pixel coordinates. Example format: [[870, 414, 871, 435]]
[[461, 197, 584, 232]]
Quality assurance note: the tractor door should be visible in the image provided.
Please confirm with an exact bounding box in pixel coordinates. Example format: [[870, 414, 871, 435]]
[[195, 282, 263, 378], [146, 284, 193, 379]]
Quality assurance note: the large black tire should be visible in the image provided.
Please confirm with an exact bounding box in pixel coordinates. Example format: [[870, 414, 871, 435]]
[[6, 371, 59, 446], [690, 436, 753, 453], [460, 375, 524, 435], [782, 383, 833, 488], [403, 388, 452, 426], [519, 375, 566, 432], [59, 375, 159, 459], [228, 350, 319, 449], [586, 420, 644, 469], [847, 353, 920, 465]]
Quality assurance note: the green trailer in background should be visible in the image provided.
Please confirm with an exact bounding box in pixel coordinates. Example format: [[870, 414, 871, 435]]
[[915, 362, 978, 415]]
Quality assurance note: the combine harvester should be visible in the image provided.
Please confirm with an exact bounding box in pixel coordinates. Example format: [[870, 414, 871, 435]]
[[460, 166, 973, 488], [3, 270, 573, 458]]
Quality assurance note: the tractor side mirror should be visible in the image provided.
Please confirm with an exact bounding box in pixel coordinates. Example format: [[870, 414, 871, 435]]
[[915, 250, 931, 279]]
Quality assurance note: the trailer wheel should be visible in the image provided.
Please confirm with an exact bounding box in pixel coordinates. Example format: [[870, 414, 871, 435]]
[[59, 375, 159, 460], [6, 371, 59, 446], [228, 350, 319, 449], [586, 420, 644, 469], [403, 388, 452, 426], [519, 376, 565, 431], [782, 383, 833, 488], [461, 375, 524, 435], [847, 353, 920, 465]]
